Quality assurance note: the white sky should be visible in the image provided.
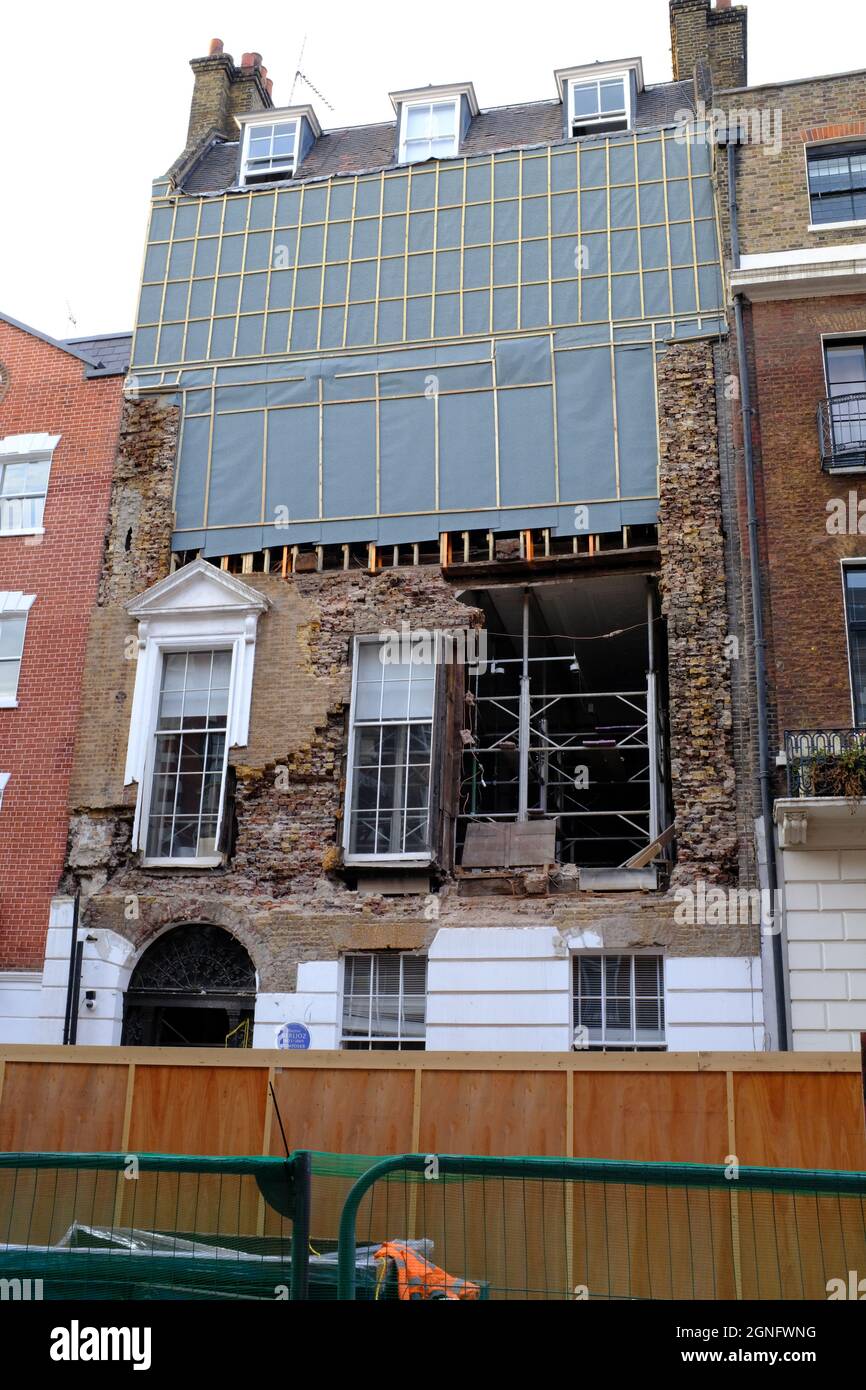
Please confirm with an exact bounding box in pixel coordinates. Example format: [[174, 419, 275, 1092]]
[[0, 0, 862, 340]]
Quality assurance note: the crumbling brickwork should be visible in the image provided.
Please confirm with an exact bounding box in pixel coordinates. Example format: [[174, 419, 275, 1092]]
[[657, 339, 739, 885], [99, 394, 178, 606]]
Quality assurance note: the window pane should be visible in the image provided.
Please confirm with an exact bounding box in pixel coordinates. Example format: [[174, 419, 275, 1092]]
[[432, 102, 455, 137], [0, 463, 28, 495], [600, 79, 626, 113], [381, 679, 411, 719], [405, 105, 430, 138], [0, 616, 25, 661], [0, 658, 21, 698], [827, 344, 866, 387], [570, 82, 599, 118], [846, 568, 866, 623]]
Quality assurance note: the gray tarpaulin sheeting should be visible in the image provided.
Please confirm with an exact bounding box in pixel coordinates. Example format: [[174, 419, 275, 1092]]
[[172, 331, 672, 549]]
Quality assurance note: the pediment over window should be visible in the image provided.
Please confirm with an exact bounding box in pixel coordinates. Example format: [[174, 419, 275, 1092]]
[[127, 557, 269, 621]]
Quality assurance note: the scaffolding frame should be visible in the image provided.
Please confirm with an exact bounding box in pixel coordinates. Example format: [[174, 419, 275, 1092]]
[[460, 587, 665, 867]]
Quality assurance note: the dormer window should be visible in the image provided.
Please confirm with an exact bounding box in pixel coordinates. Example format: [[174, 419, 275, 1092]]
[[237, 106, 321, 187], [399, 98, 460, 163], [555, 59, 642, 141], [567, 74, 629, 136], [241, 118, 299, 183], [391, 82, 478, 167]]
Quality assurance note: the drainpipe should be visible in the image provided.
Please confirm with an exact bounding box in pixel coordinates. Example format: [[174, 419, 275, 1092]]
[[727, 138, 788, 1050], [62, 892, 82, 1046]]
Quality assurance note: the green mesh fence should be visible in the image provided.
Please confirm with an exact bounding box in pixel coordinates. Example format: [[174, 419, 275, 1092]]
[[334, 1154, 866, 1301], [3, 1150, 866, 1301], [0, 1152, 311, 1301]]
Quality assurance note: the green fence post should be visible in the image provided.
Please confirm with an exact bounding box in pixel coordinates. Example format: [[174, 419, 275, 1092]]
[[290, 1150, 312, 1301]]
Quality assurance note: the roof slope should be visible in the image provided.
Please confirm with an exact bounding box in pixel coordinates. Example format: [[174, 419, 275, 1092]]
[[180, 80, 696, 194]]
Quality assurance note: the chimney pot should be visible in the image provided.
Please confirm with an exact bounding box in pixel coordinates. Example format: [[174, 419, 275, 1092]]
[[208, 37, 224, 56], [265, 77, 274, 96], [241, 51, 263, 69], [715, 0, 732, 8]]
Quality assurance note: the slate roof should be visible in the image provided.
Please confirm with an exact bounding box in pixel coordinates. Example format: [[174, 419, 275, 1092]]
[[0, 311, 131, 378], [63, 332, 132, 378], [179, 80, 696, 195]]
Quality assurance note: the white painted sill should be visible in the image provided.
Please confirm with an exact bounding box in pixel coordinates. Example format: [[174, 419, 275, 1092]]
[[0, 528, 44, 539], [807, 220, 866, 233], [0, 698, 19, 709], [344, 854, 434, 869], [141, 855, 224, 869]]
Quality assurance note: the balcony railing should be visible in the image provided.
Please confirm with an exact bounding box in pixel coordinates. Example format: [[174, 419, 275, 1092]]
[[784, 728, 866, 798], [818, 394, 866, 471]]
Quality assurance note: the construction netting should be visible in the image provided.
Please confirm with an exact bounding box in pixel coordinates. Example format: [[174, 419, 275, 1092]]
[[2, 1150, 865, 1300]]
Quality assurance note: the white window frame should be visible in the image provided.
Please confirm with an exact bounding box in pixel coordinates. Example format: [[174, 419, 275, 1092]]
[[805, 138, 866, 232], [0, 591, 36, 708], [343, 633, 438, 867], [139, 644, 235, 866], [0, 772, 9, 811], [0, 433, 59, 537], [566, 72, 631, 137], [398, 96, 461, 165], [339, 951, 428, 1050], [240, 115, 301, 186], [125, 559, 268, 868], [572, 951, 666, 1051], [841, 558, 866, 727]]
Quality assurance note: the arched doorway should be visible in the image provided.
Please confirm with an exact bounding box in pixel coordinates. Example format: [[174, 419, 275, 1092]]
[[121, 924, 256, 1047]]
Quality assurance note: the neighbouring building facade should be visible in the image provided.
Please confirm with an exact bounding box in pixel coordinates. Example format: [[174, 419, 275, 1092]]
[[0, 315, 130, 1039], [722, 50, 866, 1048]]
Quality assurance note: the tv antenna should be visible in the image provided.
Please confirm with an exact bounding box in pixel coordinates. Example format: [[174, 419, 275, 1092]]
[[289, 34, 334, 112]]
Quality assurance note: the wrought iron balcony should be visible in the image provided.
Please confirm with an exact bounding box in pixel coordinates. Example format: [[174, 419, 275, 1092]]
[[818, 394, 866, 471], [784, 728, 866, 798]]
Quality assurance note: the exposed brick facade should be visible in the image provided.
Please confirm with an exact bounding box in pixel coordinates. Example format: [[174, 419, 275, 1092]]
[[0, 319, 126, 968], [657, 339, 740, 883]]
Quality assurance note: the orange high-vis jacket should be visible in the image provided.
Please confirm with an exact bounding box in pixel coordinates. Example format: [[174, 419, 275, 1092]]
[[374, 1241, 480, 1300]]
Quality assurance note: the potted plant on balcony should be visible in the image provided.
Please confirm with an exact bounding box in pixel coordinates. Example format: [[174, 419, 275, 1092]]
[[805, 737, 866, 801]]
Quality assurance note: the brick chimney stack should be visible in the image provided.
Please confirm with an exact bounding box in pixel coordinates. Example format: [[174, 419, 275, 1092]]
[[670, 0, 748, 93], [185, 40, 273, 153]]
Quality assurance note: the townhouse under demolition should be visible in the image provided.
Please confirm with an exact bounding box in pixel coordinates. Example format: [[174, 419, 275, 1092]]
[[0, 0, 865, 1054]]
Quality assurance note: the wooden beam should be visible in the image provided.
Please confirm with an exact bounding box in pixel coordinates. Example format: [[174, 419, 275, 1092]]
[[624, 824, 676, 869]]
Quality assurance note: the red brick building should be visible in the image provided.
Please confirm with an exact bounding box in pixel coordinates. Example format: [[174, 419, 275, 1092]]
[[724, 59, 866, 1049], [0, 313, 129, 1034]]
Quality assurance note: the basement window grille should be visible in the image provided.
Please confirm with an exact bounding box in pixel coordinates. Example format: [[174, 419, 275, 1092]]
[[807, 142, 866, 226], [240, 118, 300, 185], [567, 75, 630, 137], [341, 951, 427, 1050], [145, 650, 231, 860], [344, 636, 436, 863], [573, 953, 665, 1050]]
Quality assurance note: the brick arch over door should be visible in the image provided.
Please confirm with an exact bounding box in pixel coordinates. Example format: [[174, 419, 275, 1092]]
[[121, 921, 256, 1047]]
